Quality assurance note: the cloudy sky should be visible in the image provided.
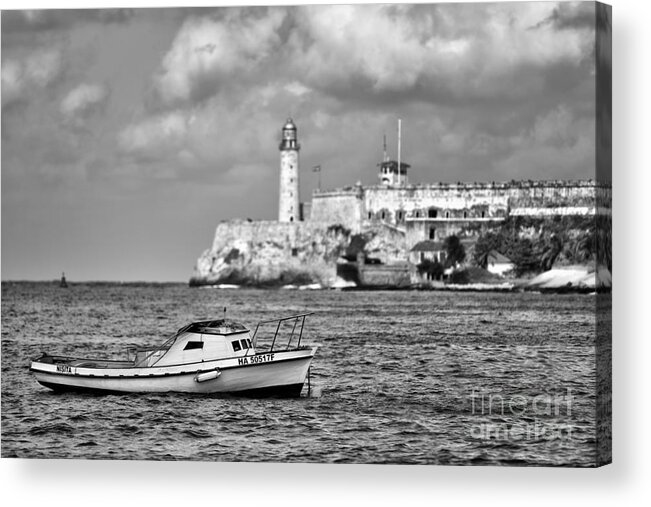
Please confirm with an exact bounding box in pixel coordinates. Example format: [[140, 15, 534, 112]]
[[2, 1, 599, 281]]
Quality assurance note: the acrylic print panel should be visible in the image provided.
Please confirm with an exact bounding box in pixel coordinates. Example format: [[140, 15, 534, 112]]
[[1, 2, 611, 467]]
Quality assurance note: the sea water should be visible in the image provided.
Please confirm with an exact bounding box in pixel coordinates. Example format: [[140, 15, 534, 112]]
[[1, 282, 603, 466]]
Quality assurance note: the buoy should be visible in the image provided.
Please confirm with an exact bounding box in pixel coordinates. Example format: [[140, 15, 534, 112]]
[[195, 369, 221, 383]]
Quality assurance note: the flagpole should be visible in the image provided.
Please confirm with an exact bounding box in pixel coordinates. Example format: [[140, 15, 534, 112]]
[[398, 118, 402, 185]]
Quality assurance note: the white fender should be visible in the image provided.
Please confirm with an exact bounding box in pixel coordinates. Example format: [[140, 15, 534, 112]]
[[195, 369, 221, 383]]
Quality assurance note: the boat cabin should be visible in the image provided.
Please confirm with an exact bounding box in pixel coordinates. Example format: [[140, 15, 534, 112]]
[[134, 319, 255, 367]]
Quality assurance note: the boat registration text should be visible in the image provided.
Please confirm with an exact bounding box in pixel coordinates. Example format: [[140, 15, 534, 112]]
[[238, 353, 275, 366]]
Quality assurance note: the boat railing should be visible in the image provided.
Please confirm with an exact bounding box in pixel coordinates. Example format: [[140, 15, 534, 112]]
[[34, 353, 134, 365], [249, 312, 314, 354]]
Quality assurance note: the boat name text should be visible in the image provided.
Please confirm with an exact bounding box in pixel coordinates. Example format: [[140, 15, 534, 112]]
[[56, 364, 72, 373], [238, 353, 275, 366]]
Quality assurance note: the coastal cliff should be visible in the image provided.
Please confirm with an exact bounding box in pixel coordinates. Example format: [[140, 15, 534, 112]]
[[190, 221, 340, 287], [190, 220, 397, 287], [190, 220, 408, 288]]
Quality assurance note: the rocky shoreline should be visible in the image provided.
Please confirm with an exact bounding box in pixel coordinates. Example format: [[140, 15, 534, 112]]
[[190, 264, 611, 294], [190, 218, 611, 294]]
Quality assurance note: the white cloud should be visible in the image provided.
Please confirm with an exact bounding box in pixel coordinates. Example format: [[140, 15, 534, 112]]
[[284, 81, 311, 97], [1, 60, 23, 104], [117, 110, 193, 159], [289, 3, 594, 101], [153, 8, 286, 105], [117, 3, 598, 183], [60, 83, 108, 120], [1, 49, 62, 105], [117, 75, 309, 171], [292, 5, 425, 93]]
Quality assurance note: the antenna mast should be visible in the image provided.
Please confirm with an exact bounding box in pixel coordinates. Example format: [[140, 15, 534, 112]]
[[398, 118, 402, 184]]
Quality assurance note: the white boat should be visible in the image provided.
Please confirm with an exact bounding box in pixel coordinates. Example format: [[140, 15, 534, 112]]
[[30, 313, 317, 397]]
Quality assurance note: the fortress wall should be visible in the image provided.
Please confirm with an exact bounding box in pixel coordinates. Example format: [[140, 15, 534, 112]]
[[310, 188, 365, 232], [506, 182, 605, 208], [405, 221, 427, 249], [510, 207, 612, 217], [358, 264, 411, 288], [364, 181, 608, 210], [309, 180, 611, 228], [211, 220, 303, 254], [365, 187, 510, 220]]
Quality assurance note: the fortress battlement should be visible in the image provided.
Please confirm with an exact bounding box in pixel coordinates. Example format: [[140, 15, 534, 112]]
[[313, 179, 609, 196], [311, 186, 364, 198]]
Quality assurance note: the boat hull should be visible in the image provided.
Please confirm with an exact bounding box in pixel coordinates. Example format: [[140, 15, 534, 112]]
[[30, 348, 316, 397]]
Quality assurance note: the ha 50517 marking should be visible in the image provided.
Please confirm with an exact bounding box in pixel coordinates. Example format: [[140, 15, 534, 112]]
[[238, 353, 275, 366]]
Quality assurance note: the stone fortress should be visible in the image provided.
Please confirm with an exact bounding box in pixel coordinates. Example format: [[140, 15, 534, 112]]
[[190, 119, 611, 288]]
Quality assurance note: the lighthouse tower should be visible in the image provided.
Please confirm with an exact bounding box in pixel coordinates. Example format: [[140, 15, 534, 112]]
[[278, 118, 300, 222]]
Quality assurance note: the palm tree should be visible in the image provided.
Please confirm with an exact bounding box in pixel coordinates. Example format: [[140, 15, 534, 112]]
[[540, 234, 563, 271], [473, 233, 500, 269]]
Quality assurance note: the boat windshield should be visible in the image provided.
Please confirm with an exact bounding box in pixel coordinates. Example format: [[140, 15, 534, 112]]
[[132, 323, 192, 367]]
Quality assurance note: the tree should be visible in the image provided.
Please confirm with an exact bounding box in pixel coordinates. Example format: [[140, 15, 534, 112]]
[[540, 234, 563, 271], [509, 237, 539, 275], [473, 232, 502, 269], [573, 234, 593, 264], [472, 215, 606, 276], [443, 235, 466, 268]]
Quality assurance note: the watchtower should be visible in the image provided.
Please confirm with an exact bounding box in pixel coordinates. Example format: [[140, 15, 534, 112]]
[[378, 160, 410, 186]]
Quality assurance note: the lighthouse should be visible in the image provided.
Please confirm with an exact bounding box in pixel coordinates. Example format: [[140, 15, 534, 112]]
[[278, 118, 300, 222]]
